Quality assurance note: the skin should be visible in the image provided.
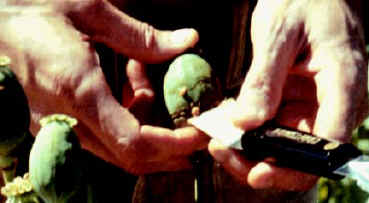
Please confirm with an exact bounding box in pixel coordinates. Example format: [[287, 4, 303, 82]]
[[0, 0, 208, 174], [0, 0, 367, 193], [208, 0, 368, 191]]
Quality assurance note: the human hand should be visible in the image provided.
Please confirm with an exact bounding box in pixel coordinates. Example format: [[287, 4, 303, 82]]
[[0, 0, 208, 174], [209, 0, 368, 191]]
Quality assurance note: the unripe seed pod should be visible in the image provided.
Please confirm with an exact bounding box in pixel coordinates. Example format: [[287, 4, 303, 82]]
[[29, 114, 82, 203], [0, 56, 30, 157], [163, 54, 222, 127]]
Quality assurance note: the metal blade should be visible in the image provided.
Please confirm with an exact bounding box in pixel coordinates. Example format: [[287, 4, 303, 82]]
[[189, 100, 369, 192], [334, 155, 369, 193], [188, 99, 244, 149]]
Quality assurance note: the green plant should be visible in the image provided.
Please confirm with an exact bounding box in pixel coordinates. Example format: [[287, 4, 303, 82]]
[[1, 174, 40, 203], [29, 114, 82, 203], [0, 56, 32, 184], [318, 126, 369, 203], [163, 53, 222, 127]]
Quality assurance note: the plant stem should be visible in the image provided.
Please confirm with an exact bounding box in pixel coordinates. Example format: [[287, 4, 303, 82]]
[[1, 157, 17, 184]]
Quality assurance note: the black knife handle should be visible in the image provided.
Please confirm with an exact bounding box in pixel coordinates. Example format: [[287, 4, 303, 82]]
[[241, 122, 362, 180]]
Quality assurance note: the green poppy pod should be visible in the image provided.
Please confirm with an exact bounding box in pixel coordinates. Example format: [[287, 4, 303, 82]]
[[164, 54, 222, 127]]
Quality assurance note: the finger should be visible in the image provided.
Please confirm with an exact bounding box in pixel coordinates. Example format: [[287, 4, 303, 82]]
[[247, 162, 318, 191], [70, 55, 203, 170], [208, 139, 318, 191], [125, 59, 155, 123], [2, 10, 144, 171], [303, 1, 369, 142], [313, 49, 368, 142], [234, 5, 306, 130], [140, 125, 210, 158], [66, 0, 199, 63], [126, 59, 153, 94], [208, 139, 255, 185], [76, 69, 198, 172], [59, 49, 144, 170]]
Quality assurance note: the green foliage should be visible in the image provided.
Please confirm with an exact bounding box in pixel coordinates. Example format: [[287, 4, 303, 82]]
[[318, 177, 369, 203], [317, 125, 369, 203], [5, 193, 40, 203]]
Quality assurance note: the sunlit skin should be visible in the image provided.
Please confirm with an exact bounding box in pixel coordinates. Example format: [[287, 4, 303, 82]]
[[0, 0, 367, 193], [208, 0, 368, 191], [0, 0, 207, 175]]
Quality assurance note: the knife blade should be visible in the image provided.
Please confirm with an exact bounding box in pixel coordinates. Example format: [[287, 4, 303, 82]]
[[188, 99, 369, 192]]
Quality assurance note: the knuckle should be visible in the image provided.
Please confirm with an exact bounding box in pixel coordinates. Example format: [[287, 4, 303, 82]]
[[137, 22, 157, 51]]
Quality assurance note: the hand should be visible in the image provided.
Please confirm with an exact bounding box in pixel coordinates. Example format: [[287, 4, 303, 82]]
[[209, 0, 368, 191], [0, 0, 208, 174]]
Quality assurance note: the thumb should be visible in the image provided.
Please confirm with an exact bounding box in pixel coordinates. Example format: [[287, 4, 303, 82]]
[[234, 6, 305, 130], [66, 0, 199, 63]]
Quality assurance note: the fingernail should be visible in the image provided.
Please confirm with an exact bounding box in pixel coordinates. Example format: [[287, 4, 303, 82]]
[[170, 29, 198, 46], [231, 104, 265, 131], [209, 139, 226, 150], [249, 163, 274, 189], [208, 139, 229, 163]]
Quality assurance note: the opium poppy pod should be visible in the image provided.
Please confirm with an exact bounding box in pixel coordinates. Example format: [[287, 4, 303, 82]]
[[163, 54, 222, 127]]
